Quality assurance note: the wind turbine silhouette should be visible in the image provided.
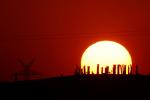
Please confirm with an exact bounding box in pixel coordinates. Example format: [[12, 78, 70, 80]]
[[12, 57, 41, 81]]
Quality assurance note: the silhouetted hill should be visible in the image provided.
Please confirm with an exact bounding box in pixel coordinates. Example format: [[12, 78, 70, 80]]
[[0, 75, 150, 99]]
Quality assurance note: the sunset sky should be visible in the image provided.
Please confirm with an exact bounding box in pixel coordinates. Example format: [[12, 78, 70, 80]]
[[1, 0, 150, 81]]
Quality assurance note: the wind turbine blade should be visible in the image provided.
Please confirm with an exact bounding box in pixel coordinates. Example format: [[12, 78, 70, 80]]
[[28, 57, 36, 67]]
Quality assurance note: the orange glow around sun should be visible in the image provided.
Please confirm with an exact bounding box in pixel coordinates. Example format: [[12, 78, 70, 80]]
[[81, 40, 132, 74]]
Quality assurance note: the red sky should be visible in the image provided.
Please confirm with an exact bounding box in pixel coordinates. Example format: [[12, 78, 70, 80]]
[[0, 0, 150, 81]]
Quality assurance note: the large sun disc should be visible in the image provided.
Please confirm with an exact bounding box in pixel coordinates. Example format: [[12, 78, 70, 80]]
[[81, 40, 132, 74]]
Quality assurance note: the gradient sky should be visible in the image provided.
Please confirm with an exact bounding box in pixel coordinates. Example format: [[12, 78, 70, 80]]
[[0, 0, 150, 81]]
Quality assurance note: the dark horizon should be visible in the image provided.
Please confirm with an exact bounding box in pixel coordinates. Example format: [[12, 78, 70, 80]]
[[0, 74, 150, 99]]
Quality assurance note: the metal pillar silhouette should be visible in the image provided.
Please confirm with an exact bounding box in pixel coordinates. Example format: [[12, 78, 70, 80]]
[[113, 65, 116, 74], [83, 66, 86, 74], [75, 65, 80, 75], [121, 65, 123, 74], [128, 65, 130, 75], [105, 66, 109, 74], [123, 65, 126, 75], [97, 64, 99, 74], [101, 67, 103, 74], [87, 66, 90, 74], [117, 65, 120, 74]]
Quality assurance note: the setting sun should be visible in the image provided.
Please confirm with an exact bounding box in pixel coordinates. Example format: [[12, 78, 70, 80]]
[[81, 41, 132, 74]]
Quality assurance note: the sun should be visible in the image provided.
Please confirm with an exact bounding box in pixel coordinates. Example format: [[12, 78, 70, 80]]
[[81, 40, 132, 74]]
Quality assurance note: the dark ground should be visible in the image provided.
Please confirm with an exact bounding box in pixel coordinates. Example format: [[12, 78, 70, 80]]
[[0, 74, 149, 99]]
